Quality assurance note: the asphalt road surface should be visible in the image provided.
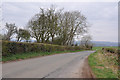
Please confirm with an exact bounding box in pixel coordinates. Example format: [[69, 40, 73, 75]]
[[2, 51, 95, 78]]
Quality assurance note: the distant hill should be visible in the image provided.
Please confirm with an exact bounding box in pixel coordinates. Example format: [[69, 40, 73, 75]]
[[74, 41, 118, 47], [92, 41, 118, 47]]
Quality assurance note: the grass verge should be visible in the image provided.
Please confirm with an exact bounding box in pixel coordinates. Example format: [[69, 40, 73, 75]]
[[2, 50, 84, 62], [88, 47, 118, 78]]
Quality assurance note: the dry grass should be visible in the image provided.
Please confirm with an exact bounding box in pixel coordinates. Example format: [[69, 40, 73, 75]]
[[95, 51, 118, 76], [89, 47, 119, 78]]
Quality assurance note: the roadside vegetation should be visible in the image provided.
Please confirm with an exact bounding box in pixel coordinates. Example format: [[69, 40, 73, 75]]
[[1, 5, 91, 46], [1, 5, 94, 62], [2, 40, 90, 62], [2, 50, 84, 62], [88, 47, 119, 78]]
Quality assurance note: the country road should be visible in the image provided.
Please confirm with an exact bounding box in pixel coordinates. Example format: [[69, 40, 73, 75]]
[[2, 51, 95, 78]]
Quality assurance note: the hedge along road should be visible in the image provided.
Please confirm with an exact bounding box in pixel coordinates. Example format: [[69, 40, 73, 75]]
[[2, 51, 95, 78]]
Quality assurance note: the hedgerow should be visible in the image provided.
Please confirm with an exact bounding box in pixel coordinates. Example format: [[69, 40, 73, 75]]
[[102, 48, 119, 54], [2, 40, 84, 56]]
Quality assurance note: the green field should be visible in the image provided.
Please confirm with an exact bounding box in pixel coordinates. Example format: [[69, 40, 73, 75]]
[[92, 46, 118, 50], [88, 47, 119, 78]]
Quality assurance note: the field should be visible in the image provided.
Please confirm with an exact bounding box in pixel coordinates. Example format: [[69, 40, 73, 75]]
[[88, 47, 119, 78]]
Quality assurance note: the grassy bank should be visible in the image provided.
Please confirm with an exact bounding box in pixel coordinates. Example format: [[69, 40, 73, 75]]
[[2, 50, 83, 62], [88, 47, 118, 78]]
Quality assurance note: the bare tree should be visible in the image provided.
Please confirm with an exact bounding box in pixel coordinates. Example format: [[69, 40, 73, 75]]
[[0, 34, 3, 40], [27, 5, 89, 45], [46, 6, 60, 43], [28, 8, 49, 43], [3, 23, 17, 41], [28, 6, 62, 43], [80, 35, 93, 49], [16, 28, 30, 42], [57, 11, 88, 45]]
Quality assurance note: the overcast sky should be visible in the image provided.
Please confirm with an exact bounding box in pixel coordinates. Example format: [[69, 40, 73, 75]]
[[1, 1, 118, 42]]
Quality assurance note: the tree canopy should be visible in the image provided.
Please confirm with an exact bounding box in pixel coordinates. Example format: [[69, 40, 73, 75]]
[[28, 6, 89, 45]]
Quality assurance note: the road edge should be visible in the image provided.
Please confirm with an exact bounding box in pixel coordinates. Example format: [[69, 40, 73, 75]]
[[82, 57, 96, 78]]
